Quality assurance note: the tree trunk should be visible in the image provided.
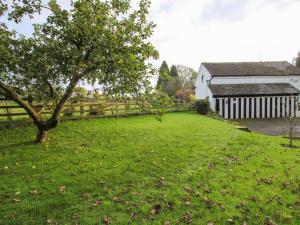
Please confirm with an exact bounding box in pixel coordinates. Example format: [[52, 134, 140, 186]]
[[36, 129, 48, 143], [289, 127, 293, 148]]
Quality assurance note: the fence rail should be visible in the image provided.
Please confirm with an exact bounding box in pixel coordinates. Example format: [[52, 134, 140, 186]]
[[0, 98, 195, 128]]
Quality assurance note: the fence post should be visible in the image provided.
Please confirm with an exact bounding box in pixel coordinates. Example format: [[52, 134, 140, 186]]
[[80, 100, 84, 118], [116, 102, 119, 117]]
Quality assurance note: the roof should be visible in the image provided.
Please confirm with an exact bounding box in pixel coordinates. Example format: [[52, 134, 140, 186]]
[[208, 83, 300, 97], [202, 61, 300, 77]]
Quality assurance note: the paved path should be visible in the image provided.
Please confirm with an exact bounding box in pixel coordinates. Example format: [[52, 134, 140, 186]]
[[235, 118, 300, 137]]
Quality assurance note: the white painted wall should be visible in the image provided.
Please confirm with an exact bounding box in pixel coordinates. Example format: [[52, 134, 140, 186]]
[[195, 64, 215, 110], [195, 64, 212, 99], [211, 76, 300, 90]]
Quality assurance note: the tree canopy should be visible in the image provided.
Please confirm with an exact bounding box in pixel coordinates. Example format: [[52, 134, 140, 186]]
[[176, 64, 197, 90], [0, 0, 163, 143]]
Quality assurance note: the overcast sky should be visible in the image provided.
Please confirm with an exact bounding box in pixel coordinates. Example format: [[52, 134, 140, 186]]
[[145, 0, 300, 70], [5, 0, 300, 71]]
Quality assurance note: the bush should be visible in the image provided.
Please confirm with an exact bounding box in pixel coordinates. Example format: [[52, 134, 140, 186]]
[[195, 99, 210, 115]]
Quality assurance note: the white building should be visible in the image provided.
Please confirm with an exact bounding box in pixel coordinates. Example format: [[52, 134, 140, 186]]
[[195, 61, 300, 119]]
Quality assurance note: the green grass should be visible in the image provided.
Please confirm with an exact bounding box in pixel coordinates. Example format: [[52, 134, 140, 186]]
[[0, 113, 299, 225]]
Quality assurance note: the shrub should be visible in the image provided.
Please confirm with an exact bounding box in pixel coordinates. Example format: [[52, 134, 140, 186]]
[[189, 94, 196, 103], [175, 89, 195, 102], [195, 99, 210, 115]]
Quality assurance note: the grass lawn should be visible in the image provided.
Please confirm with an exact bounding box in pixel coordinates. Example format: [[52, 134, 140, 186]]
[[0, 112, 299, 225]]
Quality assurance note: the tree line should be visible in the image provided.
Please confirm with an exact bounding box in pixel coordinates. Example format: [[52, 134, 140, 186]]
[[156, 61, 197, 102]]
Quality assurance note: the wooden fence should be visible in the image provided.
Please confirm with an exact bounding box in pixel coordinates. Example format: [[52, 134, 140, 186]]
[[0, 98, 195, 128]]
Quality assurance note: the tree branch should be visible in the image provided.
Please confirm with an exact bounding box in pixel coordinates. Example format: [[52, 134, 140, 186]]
[[44, 79, 55, 98], [50, 75, 81, 124], [0, 80, 41, 124]]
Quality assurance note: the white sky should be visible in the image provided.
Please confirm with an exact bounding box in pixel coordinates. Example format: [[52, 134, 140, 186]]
[[144, 0, 300, 70], [4, 0, 300, 72]]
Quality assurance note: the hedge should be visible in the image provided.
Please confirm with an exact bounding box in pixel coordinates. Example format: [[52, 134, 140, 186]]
[[195, 99, 210, 115]]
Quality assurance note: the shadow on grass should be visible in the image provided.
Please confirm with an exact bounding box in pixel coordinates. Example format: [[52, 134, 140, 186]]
[[280, 143, 300, 149]]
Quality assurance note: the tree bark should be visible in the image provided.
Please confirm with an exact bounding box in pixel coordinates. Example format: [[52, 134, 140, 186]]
[[51, 75, 81, 122], [289, 126, 293, 148], [36, 128, 48, 143]]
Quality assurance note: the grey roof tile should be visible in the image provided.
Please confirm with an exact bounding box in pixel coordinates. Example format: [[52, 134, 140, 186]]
[[202, 61, 300, 77], [208, 83, 300, 97]]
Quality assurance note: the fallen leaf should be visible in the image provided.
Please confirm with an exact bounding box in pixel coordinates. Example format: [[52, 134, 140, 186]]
[[150, 204, 162, 216], [166, 201, 175, 209], [164, 221, 171, 225], [93, 200, 102, 206], [265, 218, 277, 225], [81, 192, 89, 200], [58, 186, 65, 192], [157, 177, 165, 188], [103, 216, 111, 224], [46, 219, 57, 225], [72, 213, 80, 220], [227, 218, 234, 224], [181, 212, 192, 224], [249, 195, 258, 202], [130, 211, 137, 219], [113, 196, 120, 202], [207, 162, 214, 169], [30, 190, 38, 195]]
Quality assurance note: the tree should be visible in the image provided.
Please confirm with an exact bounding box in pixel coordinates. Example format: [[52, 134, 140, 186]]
[[170, 65, 179, 78], [156, 60, 170, 91], [282, 95, 299, 148], [165, 65, 197, 98], [176, 65, 197, 91], [0, 0, 161, 143], [165, 77, 182, 97], [296, 51, 300, 68], [285, 116, 298, 148]]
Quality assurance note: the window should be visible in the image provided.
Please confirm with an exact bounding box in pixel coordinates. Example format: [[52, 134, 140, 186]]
[[201, 75, 204, 83]]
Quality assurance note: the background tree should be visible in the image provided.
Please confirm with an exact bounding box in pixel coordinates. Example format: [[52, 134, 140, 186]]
[[0, 0, 162, 143], [156, 60, 170, 91], [296, 51, 300, 68], [166, 65, 197, 98], [170, 65, 179, 78], [165, 76, 181, 97], [176, 64, 197, 91]]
